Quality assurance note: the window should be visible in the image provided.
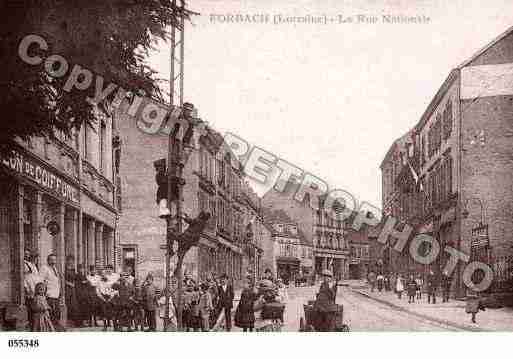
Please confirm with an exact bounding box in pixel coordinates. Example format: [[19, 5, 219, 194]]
[[99, 120, 107, 173], [442, 100, 453, 140]]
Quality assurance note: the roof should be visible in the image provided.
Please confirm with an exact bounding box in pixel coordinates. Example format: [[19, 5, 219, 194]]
[[457, 26, 513, 68]]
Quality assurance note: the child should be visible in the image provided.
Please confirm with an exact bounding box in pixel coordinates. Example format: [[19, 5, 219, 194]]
[[198, 283, 213, 331], [31, 282, 55, 332], [466, 294, 485, 323]]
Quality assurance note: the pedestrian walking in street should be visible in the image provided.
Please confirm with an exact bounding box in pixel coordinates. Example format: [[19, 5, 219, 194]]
[[466, 294, 485, 323], [415, 275, 423, 300], [40, 253, 63, 330], [406, 275, 417, 304], [427, 270, 438, 304], [235, 279, 258, 332], [396, 274, 404, 299], [142, 273, 158, 331], [158, 285, 177, 331], [368, 271, 377, 292], [377, 273, 384, 292], [441, 271, 452, 303], [190, 285, 202, 332], [31, 282, 55, 332], [217, 274, 234, 332]]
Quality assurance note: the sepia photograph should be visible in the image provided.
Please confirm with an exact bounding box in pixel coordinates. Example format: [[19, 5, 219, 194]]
[[1, 0, 513, 357]]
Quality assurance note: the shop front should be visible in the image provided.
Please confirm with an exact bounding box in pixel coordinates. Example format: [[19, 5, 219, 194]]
[[0, 147, 118, 330], [277, 256, 300, 285], [0, 149, 81, 329]]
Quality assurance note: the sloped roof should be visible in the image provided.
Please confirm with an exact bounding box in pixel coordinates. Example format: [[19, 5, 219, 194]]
[[458, 26, 513, 68]]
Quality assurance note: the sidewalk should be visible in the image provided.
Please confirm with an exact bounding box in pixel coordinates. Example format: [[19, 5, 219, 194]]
[[350, 281, 513, 331]]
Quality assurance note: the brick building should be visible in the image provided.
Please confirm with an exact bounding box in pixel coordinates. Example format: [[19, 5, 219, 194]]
[[116, 103, 268, 288], [380, 26, 513, 295], [0, 109, 119, 329]]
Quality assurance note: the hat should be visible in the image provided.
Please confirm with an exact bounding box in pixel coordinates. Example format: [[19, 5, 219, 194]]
[[321, 269, 333, 277]]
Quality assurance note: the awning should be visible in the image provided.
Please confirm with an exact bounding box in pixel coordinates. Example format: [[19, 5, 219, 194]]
[[276, 256, 300, 264]]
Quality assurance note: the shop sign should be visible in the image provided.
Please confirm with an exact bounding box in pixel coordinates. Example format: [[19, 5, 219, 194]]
[[1, 150, 79, 203]]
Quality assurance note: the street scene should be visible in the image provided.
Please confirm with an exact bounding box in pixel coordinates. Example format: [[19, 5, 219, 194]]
[[2, 0, 513, 336]]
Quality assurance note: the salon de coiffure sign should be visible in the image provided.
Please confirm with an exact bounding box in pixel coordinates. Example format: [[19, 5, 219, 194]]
[[1, 149, 79, 204]]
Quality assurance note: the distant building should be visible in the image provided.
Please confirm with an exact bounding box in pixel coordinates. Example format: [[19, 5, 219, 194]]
[[263, 208, 314, 283], [262, 179, 349, 280], [380, 26, 513, 295]]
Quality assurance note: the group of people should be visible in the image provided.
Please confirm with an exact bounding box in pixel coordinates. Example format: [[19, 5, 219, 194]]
[[23, 249, 288, 332], [24, 250, 167, 332], [367, 269, 453, 304]]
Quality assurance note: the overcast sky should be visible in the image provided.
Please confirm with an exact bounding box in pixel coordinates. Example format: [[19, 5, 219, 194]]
[[148, 0, 513, 208]]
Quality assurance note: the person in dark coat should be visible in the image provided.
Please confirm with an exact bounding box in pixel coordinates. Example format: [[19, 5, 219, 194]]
[[142, 274, 158, 331], [74, 264, 91, 327], [217, 274, 234, 332], [235, 279, 258, 332], [441, 271, 452, 303], [314, 269, 338, 331], [112, 273, 135, 331], [427, 270, 438, 304], [406, 275, 417, 304], [466, 294, 486, 323], [64, 256, 80, 328]]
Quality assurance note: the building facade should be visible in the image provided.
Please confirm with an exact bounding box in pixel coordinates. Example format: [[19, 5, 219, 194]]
[[116, 104, 267, 288], [263, 209, 313, 283], [262, 179, 349, 280], [0, 110, 119, 329], [380, 27, 513, 295]]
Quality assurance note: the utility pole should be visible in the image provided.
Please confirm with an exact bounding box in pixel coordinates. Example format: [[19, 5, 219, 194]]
[[164, 0, 186, 331]]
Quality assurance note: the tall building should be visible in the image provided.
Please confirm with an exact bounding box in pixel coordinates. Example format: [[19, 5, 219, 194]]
[[380, 26, 513, 295], [0, 110, 119, 329], [262, 179, 349, 280], [116, 104, 266, 288], [262, 208, 314, 283]]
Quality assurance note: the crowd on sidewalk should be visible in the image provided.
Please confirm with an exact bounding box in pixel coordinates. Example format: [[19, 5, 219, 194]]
[[366, 269, 486, 323], [23, 249, 290, 332]]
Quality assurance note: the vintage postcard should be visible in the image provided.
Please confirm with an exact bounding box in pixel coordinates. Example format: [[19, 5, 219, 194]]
[[1, 1, 513, 355]]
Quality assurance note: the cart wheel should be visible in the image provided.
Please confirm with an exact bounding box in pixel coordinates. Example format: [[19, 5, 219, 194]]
[[299, 317, 305, 331]]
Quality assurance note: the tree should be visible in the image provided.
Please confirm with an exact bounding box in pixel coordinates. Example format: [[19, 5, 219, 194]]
[[0, 0, 194, 154]]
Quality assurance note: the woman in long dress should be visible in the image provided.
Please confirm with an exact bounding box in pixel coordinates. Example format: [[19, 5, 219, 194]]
[[234, 279, 258, 332], [31, 282, 55, 332]]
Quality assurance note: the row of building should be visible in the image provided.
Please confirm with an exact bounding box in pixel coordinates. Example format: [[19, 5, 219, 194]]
[[0, 92, 372, 328], [378, 26, 513, 296]]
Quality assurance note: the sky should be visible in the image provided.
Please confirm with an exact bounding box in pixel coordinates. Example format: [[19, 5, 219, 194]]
[[148, 0, 513, 208]]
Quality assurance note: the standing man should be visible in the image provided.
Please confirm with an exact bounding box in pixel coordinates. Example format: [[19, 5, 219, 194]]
[[24, 249, 40, 331], [314, 269, 338, 331], [368, 270, 376, 292], [217, 274, 234, 332], [142, 273, 158, 331], [40, 253, 63, 330], [427, 270, 438, 304], [441, 271, 452, 303]]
